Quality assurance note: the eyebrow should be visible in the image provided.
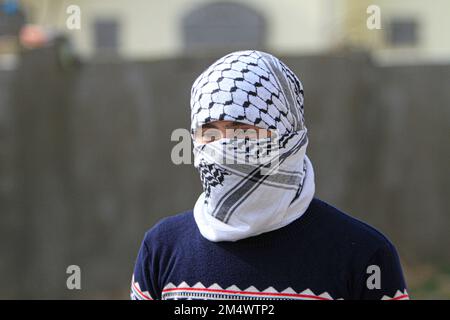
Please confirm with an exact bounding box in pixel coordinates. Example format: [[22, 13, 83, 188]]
[[201, 123, 218, 129], [202, 121, 251, 129]]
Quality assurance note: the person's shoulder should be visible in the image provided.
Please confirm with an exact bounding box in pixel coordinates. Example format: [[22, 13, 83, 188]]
[[310, 198, 397, 252], [143, 209, 195, 245]]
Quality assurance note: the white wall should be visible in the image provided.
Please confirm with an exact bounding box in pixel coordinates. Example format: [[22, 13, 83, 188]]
[[21, 0, 450, 63], [375, 0, 450, 64], [22, 0, 341, 59]]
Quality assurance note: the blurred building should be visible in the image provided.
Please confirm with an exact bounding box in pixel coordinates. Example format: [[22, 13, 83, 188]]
[[18, 0, 339, 59], [16, 0, 450, 64], [343, 0, 450, 65]]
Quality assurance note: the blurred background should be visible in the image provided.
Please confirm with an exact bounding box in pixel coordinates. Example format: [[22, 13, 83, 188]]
[[0, 0, 449, 299]]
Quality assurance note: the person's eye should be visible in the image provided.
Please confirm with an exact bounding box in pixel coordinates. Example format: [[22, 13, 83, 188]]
[[202, 129, 221, 143]]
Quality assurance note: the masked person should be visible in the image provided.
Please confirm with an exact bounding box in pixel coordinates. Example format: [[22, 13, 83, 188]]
[[131, 50, 409, 300]]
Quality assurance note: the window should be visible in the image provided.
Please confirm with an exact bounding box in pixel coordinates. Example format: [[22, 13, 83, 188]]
[[94, 18, 119, 55], [388, 19, 418, 46]]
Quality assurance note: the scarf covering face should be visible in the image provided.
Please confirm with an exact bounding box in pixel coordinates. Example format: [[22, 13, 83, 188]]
[[190, 50, 315, 242]]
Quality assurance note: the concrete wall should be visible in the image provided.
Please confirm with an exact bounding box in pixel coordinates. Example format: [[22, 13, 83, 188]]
[[0, 47, 448, 298]]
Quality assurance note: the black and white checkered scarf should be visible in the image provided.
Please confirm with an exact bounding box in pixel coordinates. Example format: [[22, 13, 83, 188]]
[[190, 50, 315, 242]]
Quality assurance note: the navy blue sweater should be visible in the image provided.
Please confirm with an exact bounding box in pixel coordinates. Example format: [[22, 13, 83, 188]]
[[131, 198, 408, 300]]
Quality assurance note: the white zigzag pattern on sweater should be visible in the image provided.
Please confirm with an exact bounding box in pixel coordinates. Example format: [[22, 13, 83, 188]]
[[130, 275, 153, 300], [131, 279, 409, 300], [381, 289, 409, 300], [161, 282, 337, 300]]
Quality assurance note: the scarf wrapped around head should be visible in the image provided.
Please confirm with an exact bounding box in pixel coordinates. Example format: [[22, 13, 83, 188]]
[[190, 50, 315, 242]]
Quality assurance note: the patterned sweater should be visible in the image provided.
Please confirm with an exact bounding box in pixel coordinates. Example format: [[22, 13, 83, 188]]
[[131, 198, 409, 300]]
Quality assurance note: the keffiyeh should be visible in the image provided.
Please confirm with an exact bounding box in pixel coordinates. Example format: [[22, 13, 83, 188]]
[[190, 50, 315, 242]]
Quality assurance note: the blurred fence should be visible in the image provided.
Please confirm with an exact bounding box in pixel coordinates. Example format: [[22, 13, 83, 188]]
[[0, 46, 449, 298]]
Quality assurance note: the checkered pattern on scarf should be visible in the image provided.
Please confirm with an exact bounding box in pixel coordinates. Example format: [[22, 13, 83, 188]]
[[190, 50, 306, 137]]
